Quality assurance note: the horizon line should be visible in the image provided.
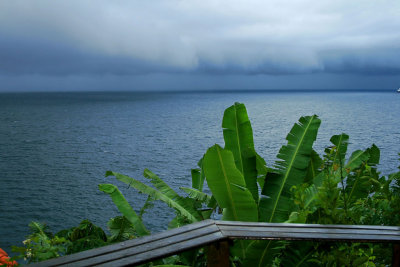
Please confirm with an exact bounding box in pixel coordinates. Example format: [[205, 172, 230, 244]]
[[0, 88, 396, 94]]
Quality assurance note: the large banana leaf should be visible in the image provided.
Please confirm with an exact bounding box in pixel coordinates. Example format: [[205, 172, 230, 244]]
[[180, 187, 212, 204], [99, 184, 149, 236], [105, 171, 201, 223], [249, 116, 320, 266], [260, 115, 321, 223], [179, 187, 216, 220], [191, 157, 206, 191], [346, 173, 373, 203], [203, 144, 258, 259], [256, 153, 269, 190], [203, 144, 258, 222], [191, 169, 202, 191], [345, 150, 369, 172], [222, 102, 258, 202], [329, 133, 349, 166], [366, 144, 380, 166], [314, 134, 349, 187], [304, 149, 322, 184], [279, 241, 316, 267], [345, 148, 373, 203], [143, 169, 187, 204], [143, 169, 205, 226], [139, 195, 155, 219], [243, 240, 283, 267], [256, 153, 269, 176]]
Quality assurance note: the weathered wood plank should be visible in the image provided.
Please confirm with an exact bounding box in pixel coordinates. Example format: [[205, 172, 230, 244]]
[[216, 220, 400, 231], [217, 225, 400, 236], [96, 232, 225, 267], [28, 219, 217, 267], [221, 230, 400, 242], [217, 221, 400, 243], [28, 220, 400, 266], [74, 225, 224, 267]]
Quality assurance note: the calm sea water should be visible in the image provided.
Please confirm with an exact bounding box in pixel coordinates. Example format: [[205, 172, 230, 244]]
[[1, 90, 399, 253]]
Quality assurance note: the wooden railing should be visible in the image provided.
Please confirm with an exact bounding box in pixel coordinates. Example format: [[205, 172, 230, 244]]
[[29, 219, 400, 266]]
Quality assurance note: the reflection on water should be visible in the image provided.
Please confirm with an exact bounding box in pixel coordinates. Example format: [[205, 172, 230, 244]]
[[0, 91, 399, 253]]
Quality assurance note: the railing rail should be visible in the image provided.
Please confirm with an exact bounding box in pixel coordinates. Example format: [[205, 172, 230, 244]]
[[29, 219, 400, 266]]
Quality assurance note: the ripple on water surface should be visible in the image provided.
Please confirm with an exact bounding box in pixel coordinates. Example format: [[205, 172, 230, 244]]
[[0, 91, 399, 254]]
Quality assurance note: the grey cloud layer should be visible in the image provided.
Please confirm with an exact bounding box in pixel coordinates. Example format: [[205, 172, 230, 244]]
[[1, 0, 400, 76]]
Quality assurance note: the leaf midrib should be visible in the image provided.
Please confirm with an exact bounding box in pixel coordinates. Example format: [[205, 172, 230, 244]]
[[216, 146, 246, 257], [348, 165, 364, 201], [258, 240, 272, 267], [216, 146, 239, 221], [332, 134, 344, 166], [310, 157, 316, 179], [345, 150, 365, 169], [295, 248, 315, 267], [234, 104, 244, 174]]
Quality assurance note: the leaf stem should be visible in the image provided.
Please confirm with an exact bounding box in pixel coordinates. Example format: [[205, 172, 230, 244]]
[[339, 155, 348, 217]]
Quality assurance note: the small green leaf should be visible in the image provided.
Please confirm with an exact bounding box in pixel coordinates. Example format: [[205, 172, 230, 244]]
[[99, 184, 149, 236]]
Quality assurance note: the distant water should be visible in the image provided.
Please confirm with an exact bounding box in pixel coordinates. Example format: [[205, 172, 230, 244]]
[[1, 90, 400, 254]]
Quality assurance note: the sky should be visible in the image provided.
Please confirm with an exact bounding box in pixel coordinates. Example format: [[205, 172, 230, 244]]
[[0, 0, 400, 92]]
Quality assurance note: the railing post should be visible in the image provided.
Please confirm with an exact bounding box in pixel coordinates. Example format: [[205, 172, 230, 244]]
[[393, 243, 400, 267], [207, 240, 230, 267]]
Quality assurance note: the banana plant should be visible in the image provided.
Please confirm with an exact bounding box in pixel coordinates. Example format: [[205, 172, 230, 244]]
[[259, 115, 321, 223], [198, 104, 323, 265], [180, 158, 217, 217], [105, 170, 203, 223], [15, 102, 400, 266], [191, 158, 206, 191], [101, 103, 393, 266], [222, 102, 259, 202], [304, 149, 323, 184], [241, 115, 321, 266], [203, 144, 258, 259], [203, 144, 259, 222], [99, 184, 149, 236], [345, 144, 380, 204], [314, 135, 373, 212]]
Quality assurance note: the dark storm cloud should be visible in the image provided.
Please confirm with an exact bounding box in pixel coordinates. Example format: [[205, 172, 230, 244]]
[[2, 31, 400, 76], [0, 32, 182, 75], [0, 0, 400, 91]]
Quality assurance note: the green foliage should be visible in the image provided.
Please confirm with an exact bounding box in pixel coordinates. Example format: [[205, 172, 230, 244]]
[[179, 187, 212, 205], [99, 183, 149, 236], [105, 170, 203, 223], [241, 115, 320, 266], [12, 220, 107, 263], [287, 135, 400, 266], [203, 144, 258, 222], [279, 241, 316, 267], [107, 216, 136, 242], [59, 220, 107, 255], [203, 144, 258, 258], [12, 222, 69, 263], [222, 102, 258, 202], [15, 102, 400, 266], [304, 149, 323, 184], [260, 115, 321, 223]]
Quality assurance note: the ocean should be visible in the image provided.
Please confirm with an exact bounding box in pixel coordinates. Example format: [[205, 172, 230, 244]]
[[1, 90, 399, 253]]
